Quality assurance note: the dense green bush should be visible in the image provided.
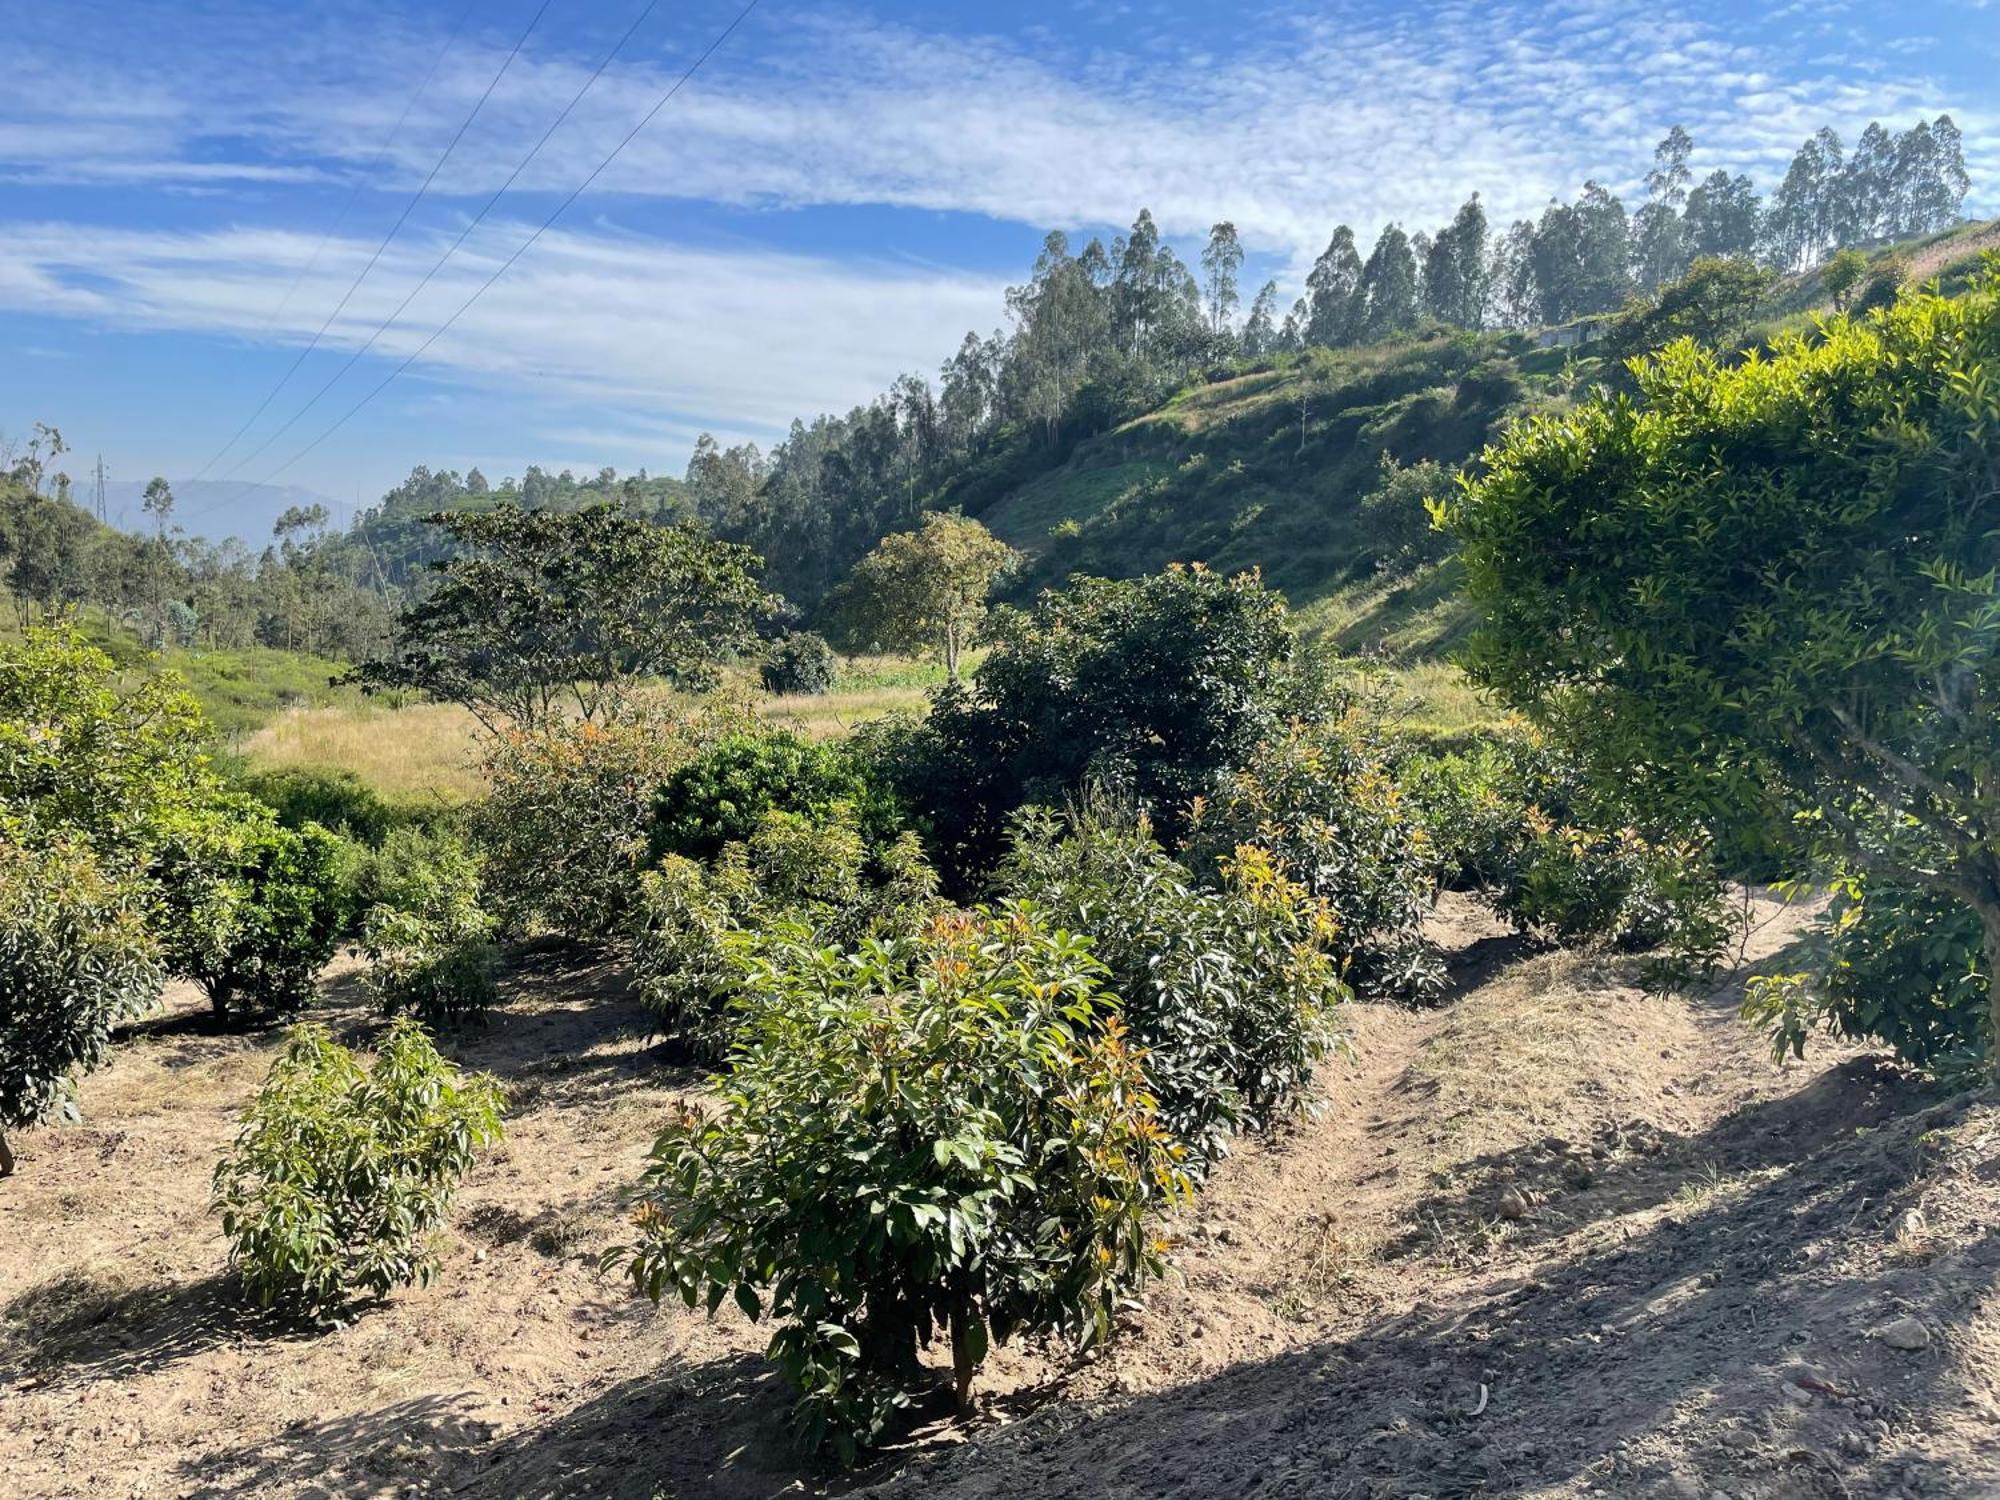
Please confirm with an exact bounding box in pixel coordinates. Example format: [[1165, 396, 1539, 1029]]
[[1187, 714, 1443, 1002], [357, 829, 499, 1026], [1747, 875, 1987, 1074], [0, 624, 218, 857], [0, 833, 163, 1175], [233, 766, 404, 846], [478, 705, 748, 940], [614, 905, 1187, 1458], [648, 729, 901, 868], [878, 565, 1320, 889], [760, 632, 839, 696], [154, 799, 347, 1019], [631, 807, 940, 1055], [1401, 726, 1735, 982], [999, 808, 1345, 1169], [1355, 456, 1453, 573], [214, 1019, 505, 1313]]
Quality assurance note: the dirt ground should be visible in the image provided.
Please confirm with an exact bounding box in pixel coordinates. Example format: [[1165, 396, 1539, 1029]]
[[4, 894, 1998, 1500]]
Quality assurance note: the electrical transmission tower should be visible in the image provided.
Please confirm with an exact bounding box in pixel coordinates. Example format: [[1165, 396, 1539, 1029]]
[[93, 455, 107, 522]]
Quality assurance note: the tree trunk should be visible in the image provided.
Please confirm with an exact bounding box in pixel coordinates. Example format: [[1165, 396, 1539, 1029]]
[[948, 1300, 977, 1419], [944, 626, 960, 682], [0, 1131, 14, 1178]]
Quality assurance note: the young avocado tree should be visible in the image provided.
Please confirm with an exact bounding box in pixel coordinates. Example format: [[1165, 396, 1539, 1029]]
[[832, 513, 1016, 679], [354, 505, 770, 730], [1443, 261, 2000, 1069]]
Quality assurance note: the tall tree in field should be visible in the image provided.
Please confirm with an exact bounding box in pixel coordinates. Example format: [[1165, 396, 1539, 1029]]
[[1201, 221, 1245, 334], [1423, 194, 1489, 327], [1305, 226, 1363, 347], [1357, 225, 1419, 341], [1488, 219, 1541, 326], [1573, 182, 1633, 314], [1766, 127, 1845, 269], [1445, 264, 2000, 1073], [835, 513, 1016, 680], [1683, 170, 1762, 260], [356, 506, 768, 730], [1241, 280, 1280, 355], [1632, 126, 1694, 289]]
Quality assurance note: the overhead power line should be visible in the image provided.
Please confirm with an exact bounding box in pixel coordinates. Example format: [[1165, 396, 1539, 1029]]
[[215, 0, 665, 486], [257, 0, 762, 487], [185, 0, 557, 492]]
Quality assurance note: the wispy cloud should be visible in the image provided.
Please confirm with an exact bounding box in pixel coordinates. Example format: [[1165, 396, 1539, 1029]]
[[0, 218, 1005, 462], [2, 0, 1990, 261]]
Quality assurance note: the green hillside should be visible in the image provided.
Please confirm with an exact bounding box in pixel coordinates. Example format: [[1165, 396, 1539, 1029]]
[[958, 219, 2000, 664]]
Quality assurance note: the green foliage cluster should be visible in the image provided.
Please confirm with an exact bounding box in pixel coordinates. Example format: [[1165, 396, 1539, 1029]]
[[354, 504, 768, 731], [356, 829, 499, 1027], [478, 704, 750, 940], [1446, 263, 2000, 1059], [879, 565, 1311, 888], [214, 1020, 505, 1313], [759, 632, 839, 696], [233, 765, 409, 847], [1188, 711, 1443, 1002], [632, 807, 940, 1057], [1400, 729, 1735, 982], [615, 905, 1187, 1457], [154, 799, 348, 1019], [1748, 876, 1987, 1074], [0, 834, 162, 1174], [998, 808, 1345, 1168], [648, 729, 901, 869]]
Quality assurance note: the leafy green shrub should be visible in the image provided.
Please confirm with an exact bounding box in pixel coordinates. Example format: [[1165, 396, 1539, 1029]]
[[1356, 456, 1453, 573], [214, 1019, 505, 1313], [477, 704, 748, 940], [0, 833, 163, 1175], [357, 829, 499, 1026], [631, 807, 940, 1056], [1747, 876, 1987, 1074], [760, 632, 838, 696], [1402, 727, 1736, 982], [998, 808, 1345, 1169], [879, 565, 1319, 889], [1188, 715, 1443, 1002], [648, 729, 901, 868], [614, 905, 1187, 1458], [233, 766, 403, 846], [0, 623, 218, 858], [154, 799, 347, 1019]]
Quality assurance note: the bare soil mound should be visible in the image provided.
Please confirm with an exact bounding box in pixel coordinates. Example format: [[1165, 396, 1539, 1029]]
[[4, 895, 1995, 1500]]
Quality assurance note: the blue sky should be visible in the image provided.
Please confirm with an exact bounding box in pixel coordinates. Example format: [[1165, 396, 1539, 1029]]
[[1, 0, 1993, 538]]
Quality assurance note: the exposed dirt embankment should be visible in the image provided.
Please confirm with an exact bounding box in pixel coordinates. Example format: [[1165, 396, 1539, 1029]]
[[4, 896, 1996, 1500]]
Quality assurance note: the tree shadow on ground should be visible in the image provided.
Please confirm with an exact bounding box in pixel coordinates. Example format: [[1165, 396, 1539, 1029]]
[[177, 1352, 818, 1500], [868, 1077, 2000, 1499], [0, 1265, 285, 1386]]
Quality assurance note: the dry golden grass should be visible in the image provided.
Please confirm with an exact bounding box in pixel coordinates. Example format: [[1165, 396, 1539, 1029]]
[[239, 669, 937, 798], [241, 702, 489, 803]]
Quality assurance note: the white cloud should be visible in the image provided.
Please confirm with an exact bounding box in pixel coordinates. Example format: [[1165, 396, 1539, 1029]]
[[0, 218, 1005, 470], [2, 0, 1991, 265]]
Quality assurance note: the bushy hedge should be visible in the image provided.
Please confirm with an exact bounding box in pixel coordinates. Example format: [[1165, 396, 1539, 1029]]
[[478, 705, 749, 940], [1187, 715, 1444, 1002], [356, 828, 499, 1027], [760, 632, 839, 696], [647, 729, 902, 868], [0, 833, 163, 1175], [872, 565, 1315, 889], [1401, 727, 1736, 983], [631, 807, 940, 1055], [233, 766, 406, 847], [214, 1019, 505, 1313], [999, 808, 1345, 1169], [1747, 874, 1987, 1075], [154, 799, 348, 1020], [614, 905, 1187, 1457]]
